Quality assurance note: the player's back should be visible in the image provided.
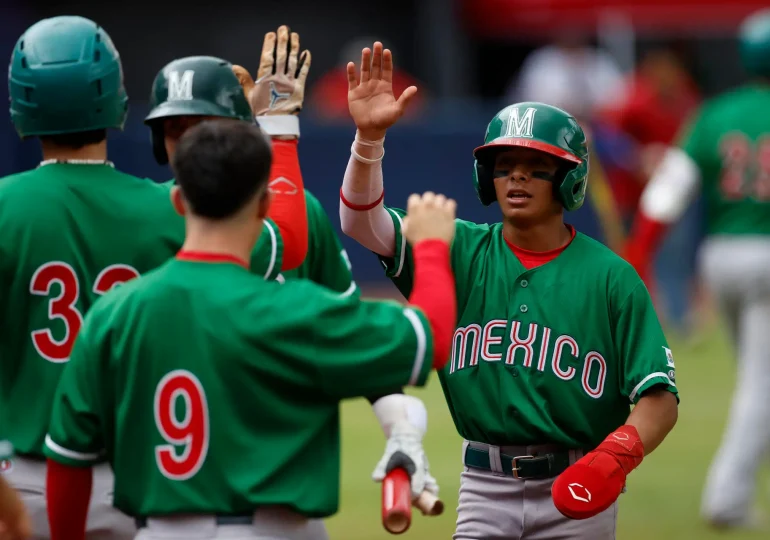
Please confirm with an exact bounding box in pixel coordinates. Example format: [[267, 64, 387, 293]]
[[89, 258, 363, 518], [0, 163, 184, 456], [686, 84, 770, 235]]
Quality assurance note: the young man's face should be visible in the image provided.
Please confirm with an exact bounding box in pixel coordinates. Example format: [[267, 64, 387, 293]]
[[492, 147, 563, 224], [163, 116, 221, 160]]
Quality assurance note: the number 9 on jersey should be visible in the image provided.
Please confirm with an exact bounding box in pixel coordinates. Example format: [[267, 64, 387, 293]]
[[154, 370, 210, 481]]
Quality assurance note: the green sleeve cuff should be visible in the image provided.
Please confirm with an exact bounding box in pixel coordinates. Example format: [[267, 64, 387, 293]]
[[43, 434, 104, 468], [0, 440, 13, 461], [405, 307, 434, 388], [628, 373, 679, 404], [261, 218, 283, 280], [379, 208, 408, 279]]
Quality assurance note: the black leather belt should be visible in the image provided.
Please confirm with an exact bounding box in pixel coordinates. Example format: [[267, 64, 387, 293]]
[[135, 515, 253, 528], [464, 445, 575, 479]]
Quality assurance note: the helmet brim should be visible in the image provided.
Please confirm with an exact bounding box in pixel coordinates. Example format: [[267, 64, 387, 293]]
[[144, 99, 240, 124], [473, 137, 582, 165]]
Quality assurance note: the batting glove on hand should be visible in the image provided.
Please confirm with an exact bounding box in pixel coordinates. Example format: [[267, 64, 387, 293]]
[[232, 25, 311, 118], [552, 425, 644, 520], [372, 420, 439, 500]]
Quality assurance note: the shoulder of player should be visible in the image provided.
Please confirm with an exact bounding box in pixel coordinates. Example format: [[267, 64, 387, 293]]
[[87, 264, 169, 321], [571, 232, 642, 282], [696, 85, 759, 121]]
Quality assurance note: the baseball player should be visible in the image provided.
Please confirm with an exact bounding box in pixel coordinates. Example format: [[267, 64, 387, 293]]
[[623, 8, 770, 530], [43, 119, 457, 540], [0, 17, 306, 539], [233, 29, 441, 508], [340, 43, 680, 539]]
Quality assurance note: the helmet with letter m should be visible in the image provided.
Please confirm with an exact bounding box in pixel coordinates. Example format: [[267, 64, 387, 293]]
[[8, 15, 128, 138], [144, 55, 253, 165], [739, 8, 770, 79], [472, 102, 589, 211]]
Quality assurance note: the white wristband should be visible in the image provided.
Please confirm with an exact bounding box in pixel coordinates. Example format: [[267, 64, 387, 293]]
[[351, 142, 384, 164], [256, 115, 300, 138]]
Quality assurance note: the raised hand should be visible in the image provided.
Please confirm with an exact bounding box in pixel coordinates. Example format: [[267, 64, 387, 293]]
[[347, 41, 417, 141], [232, 25, 311, 117], [403, 192, 457, 246]]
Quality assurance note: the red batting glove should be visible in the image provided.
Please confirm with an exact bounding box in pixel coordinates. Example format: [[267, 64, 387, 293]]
[[552, 425, 644, 520]]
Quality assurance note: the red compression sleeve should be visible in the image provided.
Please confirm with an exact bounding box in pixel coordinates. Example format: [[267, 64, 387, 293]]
[[46, 459, 92, 540], [268, 139, 308, 271], [407, 240, 456, 371], [624, 212, 668, 284]]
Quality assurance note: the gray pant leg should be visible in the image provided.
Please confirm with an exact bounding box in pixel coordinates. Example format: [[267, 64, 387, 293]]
[[453, 465, 616, 540], [699, 238, 770, 523], [88, 463, 136, 540], [4, 457, 49, 539]]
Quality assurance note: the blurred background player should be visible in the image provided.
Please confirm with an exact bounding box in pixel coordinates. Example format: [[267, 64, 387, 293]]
[[0, 17, 307, 540], [235, 27, 441, 512], [623, 7, 770, 530], [43, 119, 457, 540], [340, 42, 679, 539]]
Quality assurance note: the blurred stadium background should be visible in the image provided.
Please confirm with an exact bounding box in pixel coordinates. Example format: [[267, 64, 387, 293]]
[[3, 0, 770, 537]]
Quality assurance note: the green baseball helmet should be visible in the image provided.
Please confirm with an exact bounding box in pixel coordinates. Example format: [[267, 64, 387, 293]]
[[8, 16, 128, 138], [472, 102, 589, 211], [144, 56, 253, 164], [739, 8, 770, 78]]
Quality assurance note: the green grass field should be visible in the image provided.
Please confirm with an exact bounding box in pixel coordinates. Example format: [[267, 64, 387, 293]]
[[325, 320, 769, 539]]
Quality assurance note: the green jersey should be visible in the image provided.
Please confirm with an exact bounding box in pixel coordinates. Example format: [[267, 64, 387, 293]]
[[380, 208, 678, 449], [679, 84, 770, 236], [0, 164, 282, 457], [44, 257, 433, 518], [278, 191, 358, 298]]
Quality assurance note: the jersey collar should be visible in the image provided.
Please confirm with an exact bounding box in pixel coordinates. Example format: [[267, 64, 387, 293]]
[[176, 250, 249, 269]]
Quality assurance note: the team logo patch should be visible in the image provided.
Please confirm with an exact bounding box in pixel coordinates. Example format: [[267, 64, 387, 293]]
[[0, 459, 13, 473], [668, 369, 676, 382], [664, 347, 675, 368], [269, 83, 290, 109], [568, 483, 591, 503], [268, 177, 298, 195]]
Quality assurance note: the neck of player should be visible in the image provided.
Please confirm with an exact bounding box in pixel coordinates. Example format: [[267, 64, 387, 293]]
[[181, 217, 262, 266], [503, 213, 572, 252], [40, 139, 108, 162]]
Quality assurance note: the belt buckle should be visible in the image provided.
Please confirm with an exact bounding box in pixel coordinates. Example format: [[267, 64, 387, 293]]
[[511, 455, 534, 479]]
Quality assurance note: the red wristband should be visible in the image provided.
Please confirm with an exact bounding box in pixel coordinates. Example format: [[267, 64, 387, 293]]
[[340, 187, 385, 211], [595, 424, 644, 474]]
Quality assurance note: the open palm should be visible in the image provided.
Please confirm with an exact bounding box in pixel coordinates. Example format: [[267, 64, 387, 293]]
[[347, 42, 417, 140]]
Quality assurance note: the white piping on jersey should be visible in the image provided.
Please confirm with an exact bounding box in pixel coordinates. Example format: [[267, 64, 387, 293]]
[[262, 220, 278, 280], [38, 159, 114, 168], [403, 308, 427, 386], [44, 434, 102, 461], [339, 280, 358, 299], [628, 372, 676, 403], [640, 147, 700, 224], [389, 209, 407, 278]]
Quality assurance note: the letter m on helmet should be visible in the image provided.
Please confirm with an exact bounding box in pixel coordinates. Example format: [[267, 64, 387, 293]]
[[503, 107, 537, 139], [168, 70, 195, 101]]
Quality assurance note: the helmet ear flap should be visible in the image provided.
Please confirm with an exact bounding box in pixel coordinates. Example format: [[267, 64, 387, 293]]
[[558, 161, 589, 211], [150, 124, 169, 165], [473, 159, 497, 206]]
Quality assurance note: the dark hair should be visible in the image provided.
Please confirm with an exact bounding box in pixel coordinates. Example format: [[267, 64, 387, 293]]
[[39, 129, 107, 149], [171, 120, 273, 220]]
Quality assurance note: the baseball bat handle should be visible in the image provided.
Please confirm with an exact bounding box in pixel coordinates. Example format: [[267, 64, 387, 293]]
[[414, 489, 444, 516], [382, 468, 412, 534]]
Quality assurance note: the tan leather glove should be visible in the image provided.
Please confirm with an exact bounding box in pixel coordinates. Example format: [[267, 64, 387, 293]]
[[232, 25, 311, 117]]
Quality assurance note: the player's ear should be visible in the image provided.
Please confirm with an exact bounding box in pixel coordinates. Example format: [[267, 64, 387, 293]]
[[256, 187, 273, 220], [170, 186, 187, 217]]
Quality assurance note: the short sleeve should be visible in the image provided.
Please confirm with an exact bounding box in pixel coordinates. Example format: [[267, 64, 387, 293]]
[[306, 196, 358, 298], [614, 282, 679, 404], [268, 282, 434, 399], [250, 218, 284, 280], [44, 321, 106, 467], [377, 207, 414, 298]]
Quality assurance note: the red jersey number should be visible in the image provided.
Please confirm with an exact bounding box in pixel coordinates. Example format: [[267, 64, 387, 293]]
[[719, 133, 770, 201], [154, 370, 210, 481], [29, 262, 140, 363]]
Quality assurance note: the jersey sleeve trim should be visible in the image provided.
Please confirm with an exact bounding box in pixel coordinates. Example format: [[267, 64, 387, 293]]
[[628, 372, 677, 403], [403, 307, 430, 386], [340, 280, 358, 298], [44, 435, 102, 464], [387, 208, 407, 278], [0, 440, 13, 461], [263, 220, 279, 279]]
